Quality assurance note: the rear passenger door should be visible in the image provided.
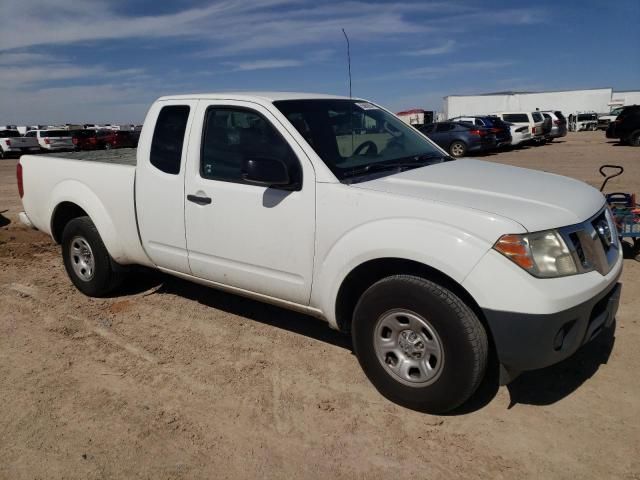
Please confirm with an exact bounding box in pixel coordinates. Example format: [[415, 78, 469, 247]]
[[136, 100, 197, 273], [431, 123, 454, 148]]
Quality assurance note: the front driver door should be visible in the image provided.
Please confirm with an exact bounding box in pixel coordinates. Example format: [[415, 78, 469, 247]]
[[184, 101, 316, 305]]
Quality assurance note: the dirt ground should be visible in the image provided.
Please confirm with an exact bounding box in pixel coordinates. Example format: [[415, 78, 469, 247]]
[[1, 132, 639, 479]]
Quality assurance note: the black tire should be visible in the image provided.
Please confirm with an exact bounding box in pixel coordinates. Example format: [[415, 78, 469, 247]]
[[352, 275, 488, 413], [61, 216, 124, 296], [449, 140, 467, 157], [104, 143, 112, 150], [628, 130, 640, 147]]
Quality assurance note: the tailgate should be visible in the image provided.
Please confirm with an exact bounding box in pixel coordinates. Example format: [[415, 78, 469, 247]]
[[2, 137, 39, 148]]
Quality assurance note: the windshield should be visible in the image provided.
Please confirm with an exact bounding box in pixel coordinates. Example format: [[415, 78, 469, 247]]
[[274, 99, 449, 182]]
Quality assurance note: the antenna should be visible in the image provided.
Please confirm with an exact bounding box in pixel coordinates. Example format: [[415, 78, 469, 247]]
[[341, 28, 352, 98]]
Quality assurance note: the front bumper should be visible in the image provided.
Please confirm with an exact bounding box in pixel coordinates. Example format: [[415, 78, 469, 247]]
[[484, 278, 621, 382]]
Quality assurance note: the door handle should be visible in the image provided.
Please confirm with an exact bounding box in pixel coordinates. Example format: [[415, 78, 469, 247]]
[[187, 194, 212, 205]]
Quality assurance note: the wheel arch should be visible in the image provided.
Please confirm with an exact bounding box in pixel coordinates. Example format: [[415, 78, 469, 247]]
[[334, 257, 489, 336], [51, 201, 89, 243], [47, 180, 123, 261]]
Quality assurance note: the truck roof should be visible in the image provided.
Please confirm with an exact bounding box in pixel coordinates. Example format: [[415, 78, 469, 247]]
[[157, 92, 358, 102]]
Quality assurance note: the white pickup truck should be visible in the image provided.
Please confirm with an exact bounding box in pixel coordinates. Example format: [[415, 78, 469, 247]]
[[17, 92, 622, 413], [0, 129, 40, 158]]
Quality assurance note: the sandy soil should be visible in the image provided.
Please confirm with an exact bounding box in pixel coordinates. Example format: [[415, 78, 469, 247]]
[[1, 132, 639, 479]]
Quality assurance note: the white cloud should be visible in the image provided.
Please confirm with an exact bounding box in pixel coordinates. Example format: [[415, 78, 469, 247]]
[[0, 64, 144, 85], [372, 60, 515, 81], [0, 0, 292, 51], [0, 1, 542, 55], [403, 40, 456, 56], [0, 1, 544, 123], [0, 52, 62, 65], [227, 59, 303, 71]]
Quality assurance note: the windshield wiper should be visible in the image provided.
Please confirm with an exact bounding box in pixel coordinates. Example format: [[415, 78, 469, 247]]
[[342, 153, 451, 180]]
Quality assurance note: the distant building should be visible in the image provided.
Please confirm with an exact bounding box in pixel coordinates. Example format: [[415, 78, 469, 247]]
[[443, 87, 620, 119], [395, 108, 434, 126], [611, 90, 640, 108]]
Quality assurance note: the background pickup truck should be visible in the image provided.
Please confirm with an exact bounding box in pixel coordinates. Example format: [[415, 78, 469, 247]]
[[0, 129, 39, 158], [17, 92, 623, 413]]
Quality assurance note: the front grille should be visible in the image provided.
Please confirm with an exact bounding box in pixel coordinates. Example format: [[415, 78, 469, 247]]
[[559, 208, 619, 276], [569, 232, 587, 267]]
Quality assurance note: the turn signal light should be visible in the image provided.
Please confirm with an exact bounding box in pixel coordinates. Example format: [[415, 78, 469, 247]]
[[494, 235, 534, 270]]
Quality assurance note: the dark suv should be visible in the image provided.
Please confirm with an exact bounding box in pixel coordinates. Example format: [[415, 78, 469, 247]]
[[449, 116, 512, 148], [97, 130, 136, 149], [606, 105, 640, 146], [419, 122, 497, 157]]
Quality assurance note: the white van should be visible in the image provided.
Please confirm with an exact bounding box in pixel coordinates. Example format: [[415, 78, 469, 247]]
[[494, 112, 545, 142]]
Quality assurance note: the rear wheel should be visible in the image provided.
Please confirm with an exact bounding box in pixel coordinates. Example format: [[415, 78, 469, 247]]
[[449, 140, 467, 157], [352, 275, 488, 413], [104, 143, 112, 150], [61, 216, 124, 296]]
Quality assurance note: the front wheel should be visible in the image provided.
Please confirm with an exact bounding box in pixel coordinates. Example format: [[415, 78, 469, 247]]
[[628, 130, 640, 147], [61, 216, 124, 296], [352, 275, 488, 413]]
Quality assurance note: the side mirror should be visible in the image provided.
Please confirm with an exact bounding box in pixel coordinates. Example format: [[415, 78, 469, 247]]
[[241, 157, 291, 187]]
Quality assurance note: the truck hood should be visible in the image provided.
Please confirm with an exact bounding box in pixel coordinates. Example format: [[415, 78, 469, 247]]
[[352, 159, 605, 231]]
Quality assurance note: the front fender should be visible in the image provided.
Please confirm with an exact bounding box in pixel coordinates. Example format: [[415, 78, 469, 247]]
[[311, 217, 494, 329]]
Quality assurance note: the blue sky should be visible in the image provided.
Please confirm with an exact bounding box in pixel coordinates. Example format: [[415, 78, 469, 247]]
[[0, 0, 638, 124]]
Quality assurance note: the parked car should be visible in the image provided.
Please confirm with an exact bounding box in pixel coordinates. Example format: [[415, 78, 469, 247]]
[[568, 112, 598, 131], [540, 111, 568, 141], [129, 130, 141, 147], [96, 130, 136, 149], [494, 112, 545, 143], [537, 112, 553, 141], [606, 105, 640, 146], [0, 129, 40, 158], [449, 116, 512, 148], [418, 122, 496, 157], [24, 129, 74, 151], [504, 122, 532, 147], [598, 106, 624, 130], [17, 92, 622, 414], [70, 130, 100, 150]]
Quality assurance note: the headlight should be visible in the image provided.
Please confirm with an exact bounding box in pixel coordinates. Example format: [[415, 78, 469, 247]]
[[493, 230, 578, 278]]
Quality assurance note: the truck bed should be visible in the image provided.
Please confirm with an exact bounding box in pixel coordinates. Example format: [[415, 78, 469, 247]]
[[19, 151, 151, 267], [48, 148, 137, 165]]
